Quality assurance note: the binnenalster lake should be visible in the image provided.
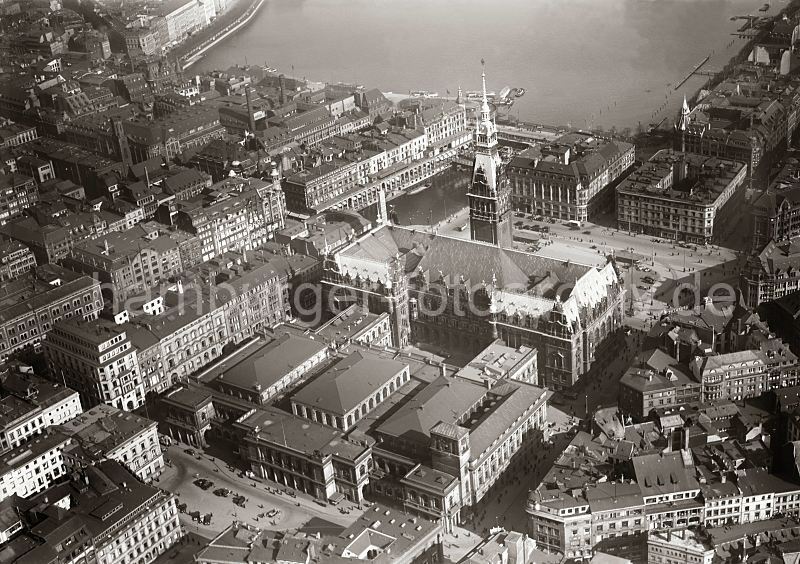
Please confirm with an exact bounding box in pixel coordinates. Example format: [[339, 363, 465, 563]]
[[196, 0, 786, 130]]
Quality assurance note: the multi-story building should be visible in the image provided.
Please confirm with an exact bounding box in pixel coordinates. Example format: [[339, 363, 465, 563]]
[[197, 505, 442, 564], [58, 403, 164, 483], [157, 384, 215, 448], [691, 343, 799, 402], [616, 150, 747, 244], [0, 240, 36, 282], [0, 173, 38, 226], [633, 451, 703, 531], [123, 105, 225, 163], [701, 477, 742, 527], [175, 176, 285, 262], [194, 251, 292, 345], [236, 406, 375, 504], [742, 238, 800, 307], [291, 349, 410, 432], [204, 332, 328, 405], [160, 0, 204, 42], [0, 365, 82, 453], [123, 292, 228, 395], [0, 429, 71, 501], [751, 163, 800, 251], [411, 99, 470, 148], [326, 223, 624, 389], [0, 264, 102, 362], [679, 73, 800, 173], [124, 26, 160, 57], [647, 529, 714, 564], [0, 121, 37, 148], [619, 364, 701, 422], [374, 374, 549, 510], [16, 460, 181, 564], [454, 340, 538, 385], [65, 229, 184, 302], [44, 317, 144, 411], [508, 132, 635, 222], [587, 482, 647, 560], [283, 158, 362, 214]]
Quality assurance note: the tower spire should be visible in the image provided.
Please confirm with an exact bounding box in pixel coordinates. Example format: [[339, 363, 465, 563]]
[[678, 94, 691, 152], [480, 58, 491, 122]]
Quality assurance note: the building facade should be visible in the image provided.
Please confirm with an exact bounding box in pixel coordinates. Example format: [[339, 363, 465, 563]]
[[616, 150, 747, 244], [508, 133, 635, 222], [44, 318, 145, 411]]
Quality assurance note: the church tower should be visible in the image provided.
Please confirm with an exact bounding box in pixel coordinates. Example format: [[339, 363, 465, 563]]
[[468, 61, 512, 247], [677, 95, 691, 153]]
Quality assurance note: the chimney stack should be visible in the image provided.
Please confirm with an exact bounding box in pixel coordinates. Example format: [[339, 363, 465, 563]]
[[244, 86, 256, 133]]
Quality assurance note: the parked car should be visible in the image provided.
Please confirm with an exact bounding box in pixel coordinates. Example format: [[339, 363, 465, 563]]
[[642, 276, 655, 284], [267, 509, 279, 518], [194, 479, 213, 490]]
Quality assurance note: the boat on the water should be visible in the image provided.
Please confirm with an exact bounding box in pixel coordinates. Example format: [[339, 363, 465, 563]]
[[760, 3, 770, 12], [515, 87, 526, 97], [410, 90, 439, 98]]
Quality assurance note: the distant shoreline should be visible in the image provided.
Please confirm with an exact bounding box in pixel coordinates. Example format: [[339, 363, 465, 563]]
[[180, 0, 266, 69]]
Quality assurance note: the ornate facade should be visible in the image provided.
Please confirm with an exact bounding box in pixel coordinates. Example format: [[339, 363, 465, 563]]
[[324, 224, 624, 389]]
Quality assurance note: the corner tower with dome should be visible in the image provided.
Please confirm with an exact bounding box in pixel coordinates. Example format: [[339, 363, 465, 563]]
[[468, 61, 513, 248]]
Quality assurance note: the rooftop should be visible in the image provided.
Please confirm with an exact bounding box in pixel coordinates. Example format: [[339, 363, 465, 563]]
[[237, 406, 370, 462], [617, 150, 745, 205], [208, 333, 327, 392], [57, 403, 156, 458], [292, 349, 407, 415]]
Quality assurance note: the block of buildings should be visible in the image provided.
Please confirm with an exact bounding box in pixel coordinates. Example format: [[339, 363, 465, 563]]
[[196, 504, 442, 564], [44, 317, 144, 411], [65, 228, 184, 302], [743, 238, 800, 307], [0, 173, 38, 226], [9, 460, 181, 564], [174, 176, 285, 262], [507, 132, 634, 222], [615, 150, 746, 244], [0, 264, 101, 363], [0, 240, 36, 282], [374, 374, 549, 512], [0, 429, 71, 501], [679, 72, 800, 173], [0, 364, 82, 452], [123, 105, 225, 163], [57, 403, 164, 483], [235, 406, 374, 504]]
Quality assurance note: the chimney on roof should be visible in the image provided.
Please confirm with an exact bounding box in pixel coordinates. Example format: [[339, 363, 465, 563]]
[[245, 86, 256, 134]]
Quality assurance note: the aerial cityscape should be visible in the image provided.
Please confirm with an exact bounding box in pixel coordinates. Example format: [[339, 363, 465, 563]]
[[4, 0, 800, 563]]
